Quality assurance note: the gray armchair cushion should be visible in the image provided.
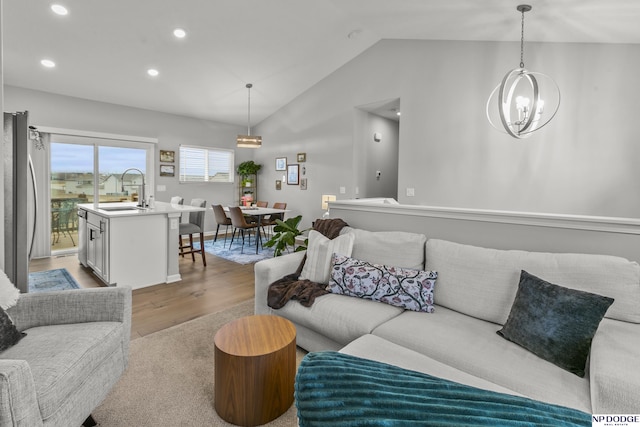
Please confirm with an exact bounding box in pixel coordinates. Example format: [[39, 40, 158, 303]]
[[1, 321, 126, 420], [0, 287, 131, 426]]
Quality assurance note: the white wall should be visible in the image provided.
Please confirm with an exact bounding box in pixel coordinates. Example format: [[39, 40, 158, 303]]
[[253, 39, 640, 229], [3, 86, 246, 233]]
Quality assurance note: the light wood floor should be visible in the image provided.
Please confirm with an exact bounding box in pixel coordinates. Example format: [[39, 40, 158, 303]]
[[29, 245, 256, 339]]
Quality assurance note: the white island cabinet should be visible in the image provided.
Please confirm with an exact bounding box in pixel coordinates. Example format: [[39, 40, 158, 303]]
[[78, 201, 206, 289]]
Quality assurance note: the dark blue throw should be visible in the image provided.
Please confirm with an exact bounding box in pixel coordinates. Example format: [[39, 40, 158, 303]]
[[295, 352, 591, 427]]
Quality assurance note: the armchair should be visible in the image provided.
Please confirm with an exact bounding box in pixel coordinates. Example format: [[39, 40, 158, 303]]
[[0, 287, 132, 426]]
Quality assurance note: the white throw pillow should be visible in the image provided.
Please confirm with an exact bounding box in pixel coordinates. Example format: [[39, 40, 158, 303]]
[[299, 230, 355, 284], [0, 269, 20, 310], [341, 228, 427, 270]]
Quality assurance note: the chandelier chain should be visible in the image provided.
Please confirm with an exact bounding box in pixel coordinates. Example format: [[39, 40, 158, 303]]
[[520, 8, 525, 69]]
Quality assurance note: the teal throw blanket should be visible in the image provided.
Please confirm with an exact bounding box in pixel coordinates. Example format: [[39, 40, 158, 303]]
[[295, 352, 591, 426]]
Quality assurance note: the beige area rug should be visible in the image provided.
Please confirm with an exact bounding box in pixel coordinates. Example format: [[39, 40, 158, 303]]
[[93, 300, 304, 426]]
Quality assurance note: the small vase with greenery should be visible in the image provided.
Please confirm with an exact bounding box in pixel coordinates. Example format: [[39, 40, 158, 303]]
[[264, 215, 310, 257]]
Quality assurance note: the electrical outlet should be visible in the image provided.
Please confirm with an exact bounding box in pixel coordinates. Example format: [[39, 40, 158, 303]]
[[340, 186, 346, 194], [406, 188, 415, 197], [156, 185, 166, 192]]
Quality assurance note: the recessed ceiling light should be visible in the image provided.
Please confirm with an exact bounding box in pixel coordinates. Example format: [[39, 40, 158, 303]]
[[51, 4, 68, 15], [41, 59, 56, 68], [147, 68, 159, 77], [173, 28, 186, 39]]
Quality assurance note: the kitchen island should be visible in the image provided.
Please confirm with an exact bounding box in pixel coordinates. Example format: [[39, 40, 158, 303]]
[[77, 201, 206, 289]]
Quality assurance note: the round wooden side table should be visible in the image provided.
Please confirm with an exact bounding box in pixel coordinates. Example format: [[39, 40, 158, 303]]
[[214, 315, 297, 426]]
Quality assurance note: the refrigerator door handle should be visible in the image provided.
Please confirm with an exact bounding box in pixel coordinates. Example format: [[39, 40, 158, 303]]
[[28, 154, 38, 260]]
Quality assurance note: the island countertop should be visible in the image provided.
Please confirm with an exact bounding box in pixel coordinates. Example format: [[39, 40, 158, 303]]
[[77, 201, 206, 289], [78, 201, 206, 217]]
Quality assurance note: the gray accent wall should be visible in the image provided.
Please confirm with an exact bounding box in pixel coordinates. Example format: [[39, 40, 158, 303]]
[[253, 39, 640, 229]]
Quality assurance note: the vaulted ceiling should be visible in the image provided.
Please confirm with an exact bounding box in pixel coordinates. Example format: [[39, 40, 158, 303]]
[[4, 0, 639, 126]]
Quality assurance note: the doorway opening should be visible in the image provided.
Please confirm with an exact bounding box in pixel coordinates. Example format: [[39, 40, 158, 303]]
[[354, 98, 401, 200]]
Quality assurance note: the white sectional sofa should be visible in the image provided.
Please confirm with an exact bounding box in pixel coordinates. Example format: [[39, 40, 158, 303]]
[[255, 227, 640, 414]]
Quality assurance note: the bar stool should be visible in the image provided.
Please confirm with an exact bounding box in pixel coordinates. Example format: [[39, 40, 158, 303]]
[[170, 196, 184, 205], [179, 198, 207, 266]]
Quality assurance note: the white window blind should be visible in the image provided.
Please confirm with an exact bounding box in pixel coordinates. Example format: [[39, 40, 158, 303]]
[[179, 145, 234, 183]]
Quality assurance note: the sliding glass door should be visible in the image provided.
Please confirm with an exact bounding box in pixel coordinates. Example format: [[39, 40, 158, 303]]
[[48, 134, 154, 253], [50, 142, 94, 250]]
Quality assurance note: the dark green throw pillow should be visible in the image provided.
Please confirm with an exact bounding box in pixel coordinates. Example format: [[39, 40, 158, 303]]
[[497, 270, 614, 377], [0, 307, 25, 353]]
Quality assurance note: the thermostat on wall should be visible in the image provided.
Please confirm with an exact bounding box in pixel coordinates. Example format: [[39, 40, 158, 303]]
[[373, 132, 382, 142]]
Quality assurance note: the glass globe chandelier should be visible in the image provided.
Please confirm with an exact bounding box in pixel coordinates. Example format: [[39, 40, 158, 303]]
[[486, 5, 560, 139]]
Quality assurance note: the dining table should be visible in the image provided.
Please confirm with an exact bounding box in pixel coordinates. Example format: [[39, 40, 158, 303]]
[[225, 206, 290, 254]]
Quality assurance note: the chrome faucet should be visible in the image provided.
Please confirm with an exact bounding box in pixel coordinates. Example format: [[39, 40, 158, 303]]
[[121, 168, 147, 208]]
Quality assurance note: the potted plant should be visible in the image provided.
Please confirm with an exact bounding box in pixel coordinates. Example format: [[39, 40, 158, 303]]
[[236, 160, 262, 182], [264, 215, 310, 256]]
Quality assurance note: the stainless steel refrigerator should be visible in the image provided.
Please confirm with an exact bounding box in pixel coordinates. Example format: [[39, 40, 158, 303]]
[[3, 111, 38, 293]]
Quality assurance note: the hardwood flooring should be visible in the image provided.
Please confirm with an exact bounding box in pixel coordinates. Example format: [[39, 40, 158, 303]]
[[29, 247, 256, 339]]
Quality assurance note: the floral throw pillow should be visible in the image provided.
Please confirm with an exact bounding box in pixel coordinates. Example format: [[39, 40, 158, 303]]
[[328, 253, 437, 313]]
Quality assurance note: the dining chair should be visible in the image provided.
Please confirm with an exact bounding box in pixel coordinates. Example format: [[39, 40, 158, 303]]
[[228, 206, 262, 254], [52, 199, 77, 246], [249, 201, 269, 237], [261, 202, 287, 238], [211, 204, 232, 244], [179, 198, 207, 266]]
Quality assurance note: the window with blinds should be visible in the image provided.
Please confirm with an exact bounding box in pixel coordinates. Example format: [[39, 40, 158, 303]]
[[179, 145, 235, 183]]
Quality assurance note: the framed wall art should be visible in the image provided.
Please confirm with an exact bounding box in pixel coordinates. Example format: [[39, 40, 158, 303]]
[[160, 150, 175, 163], [300, 178, 307, 190], [159, 164, 175, 177], [276, 180, 282, 190], [297, 152, 306, 162], [287, 164, 299, 185], [276, 157, 287, 171]]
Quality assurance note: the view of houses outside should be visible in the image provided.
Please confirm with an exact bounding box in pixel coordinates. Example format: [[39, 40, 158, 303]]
[[50, 142, 147, 251]]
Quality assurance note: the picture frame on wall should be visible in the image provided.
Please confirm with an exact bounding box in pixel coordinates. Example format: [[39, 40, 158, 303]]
[[297, 152, 306, 162], [276, 180, 282, 190], [300, 178, 307, 190], [159, 164, 175, 177], [275, 157, 287, 171], [287, 164, 299, 185], [160, 150, 175, 163]]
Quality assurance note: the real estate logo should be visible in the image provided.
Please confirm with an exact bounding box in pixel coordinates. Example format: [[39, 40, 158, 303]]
[[592, 415, 640, 427]]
